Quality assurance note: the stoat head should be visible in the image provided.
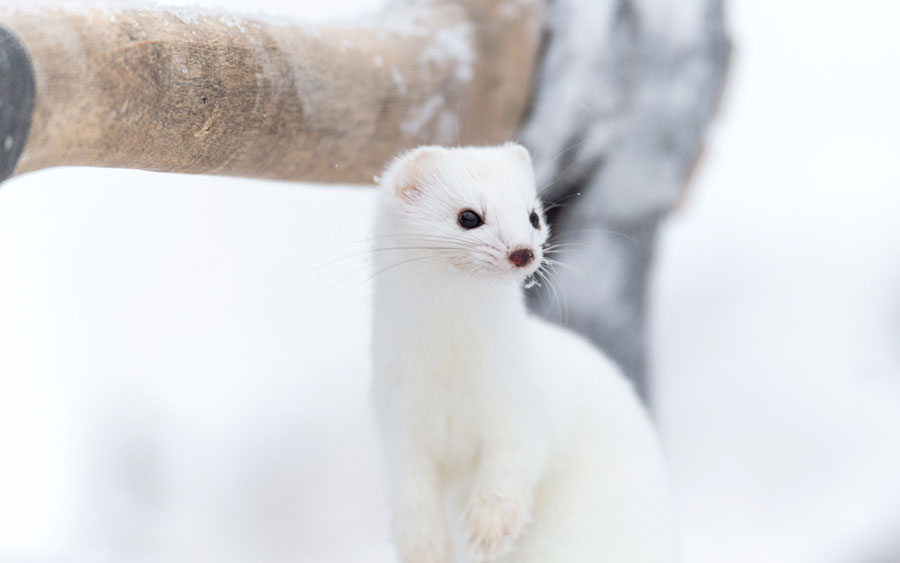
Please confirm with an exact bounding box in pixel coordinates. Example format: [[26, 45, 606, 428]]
[[376, 143, 549, 282]]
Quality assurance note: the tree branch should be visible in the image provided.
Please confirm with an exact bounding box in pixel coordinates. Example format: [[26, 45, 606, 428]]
[[0, 1, 542, 184]]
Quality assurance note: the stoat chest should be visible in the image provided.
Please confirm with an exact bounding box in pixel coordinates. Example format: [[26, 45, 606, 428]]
[[382, 332, 498, 471]]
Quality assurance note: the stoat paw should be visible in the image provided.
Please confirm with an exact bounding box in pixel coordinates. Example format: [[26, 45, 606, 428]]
[[464, 493, 530, 562]]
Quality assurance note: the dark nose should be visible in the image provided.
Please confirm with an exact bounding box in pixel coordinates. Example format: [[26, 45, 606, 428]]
[[509, 248, 535, 268]]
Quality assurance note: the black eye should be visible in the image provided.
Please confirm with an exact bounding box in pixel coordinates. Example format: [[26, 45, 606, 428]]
[[529, 210, 541, 229], [458, 210, 484, 229]]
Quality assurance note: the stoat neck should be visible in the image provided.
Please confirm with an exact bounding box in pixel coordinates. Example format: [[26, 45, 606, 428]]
[[373, 265, 526, 337]]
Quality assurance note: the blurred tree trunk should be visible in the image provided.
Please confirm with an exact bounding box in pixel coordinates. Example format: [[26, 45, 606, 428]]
[[522, 0, 729, 403]]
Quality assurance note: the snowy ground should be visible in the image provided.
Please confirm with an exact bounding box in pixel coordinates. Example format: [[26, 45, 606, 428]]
[[1, 0, 899, 562]]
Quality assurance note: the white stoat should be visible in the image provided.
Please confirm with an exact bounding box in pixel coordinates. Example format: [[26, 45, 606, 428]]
[[371, 144, 676, 563]]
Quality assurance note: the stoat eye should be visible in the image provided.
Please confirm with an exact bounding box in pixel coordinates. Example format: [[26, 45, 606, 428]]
[[529, 210, 541, 229], [458, 210, 484, 229]]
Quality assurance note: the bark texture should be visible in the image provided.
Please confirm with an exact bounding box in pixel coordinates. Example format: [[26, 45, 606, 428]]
[[0, 1, 541, 183]]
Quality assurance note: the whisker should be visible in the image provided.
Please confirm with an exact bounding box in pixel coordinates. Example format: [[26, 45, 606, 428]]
[[541, 257, 577, 273], [540, 263, 569, 325], [356, 255, 444, 290], [534, 266, 561, 321], [548, 228, 645, 247], [356, 233, 480, 244], [537, 155, 582, 197], [322, 251, 452, 299], [311, 246, 464, 272], [549, 138, 588, 165], [541, 191, 583, 213]]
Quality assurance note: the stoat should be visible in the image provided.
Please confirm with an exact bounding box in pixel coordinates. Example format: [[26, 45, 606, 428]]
[[371, 143, 676, 563]]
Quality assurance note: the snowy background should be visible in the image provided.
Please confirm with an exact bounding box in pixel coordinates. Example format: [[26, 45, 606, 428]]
[[1, 1, 899, 562]]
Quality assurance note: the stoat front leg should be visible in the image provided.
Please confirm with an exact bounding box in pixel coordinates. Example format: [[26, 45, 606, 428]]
[[387, 445, 451, 563], [464, 426, 546, 562]]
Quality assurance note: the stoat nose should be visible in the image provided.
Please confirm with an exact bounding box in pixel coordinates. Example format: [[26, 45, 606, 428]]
[[509, 248, 535, 268]]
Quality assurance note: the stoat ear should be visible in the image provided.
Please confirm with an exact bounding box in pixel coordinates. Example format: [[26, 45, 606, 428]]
[[392, 146, 444, 198], [505, 142, 532, 167]]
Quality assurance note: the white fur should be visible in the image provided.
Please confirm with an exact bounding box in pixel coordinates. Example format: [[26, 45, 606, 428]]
[[371, 144, 676, 563]]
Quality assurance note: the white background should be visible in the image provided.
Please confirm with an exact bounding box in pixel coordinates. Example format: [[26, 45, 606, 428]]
[[1, 1, 899, 562]]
